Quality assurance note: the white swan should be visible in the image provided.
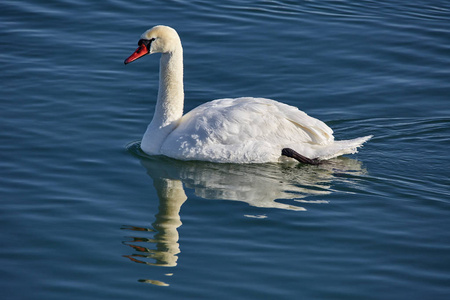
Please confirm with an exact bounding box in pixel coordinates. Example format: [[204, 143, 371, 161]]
[[124, 25, 372, 164]]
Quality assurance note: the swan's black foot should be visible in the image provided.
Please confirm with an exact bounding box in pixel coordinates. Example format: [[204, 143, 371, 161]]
[[281, 148, 322, 165]]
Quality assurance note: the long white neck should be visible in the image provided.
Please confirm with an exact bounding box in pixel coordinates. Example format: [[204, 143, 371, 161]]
[[141, 46, 184, 155]]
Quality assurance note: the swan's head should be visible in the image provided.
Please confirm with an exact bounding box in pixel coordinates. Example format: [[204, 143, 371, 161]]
[[124, 25, 181, 65]]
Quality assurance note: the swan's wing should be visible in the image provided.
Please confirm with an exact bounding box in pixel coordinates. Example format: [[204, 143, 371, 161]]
[[161, 97, 334, 162], [174, 97, 332, 144]]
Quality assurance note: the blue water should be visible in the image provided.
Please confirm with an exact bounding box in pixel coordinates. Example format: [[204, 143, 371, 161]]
[[1, 0, 450, 299]]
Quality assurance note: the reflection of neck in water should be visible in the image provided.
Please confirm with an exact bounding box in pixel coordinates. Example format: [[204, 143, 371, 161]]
[[123, 177, 186, 268], [151, 178, 187, 266]]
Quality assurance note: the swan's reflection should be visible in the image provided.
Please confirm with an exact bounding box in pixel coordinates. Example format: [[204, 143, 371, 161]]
[[123, 142, 367, 273]]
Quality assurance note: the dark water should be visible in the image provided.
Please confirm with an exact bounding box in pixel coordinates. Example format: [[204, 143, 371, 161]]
[[2, 0, 450, 299]]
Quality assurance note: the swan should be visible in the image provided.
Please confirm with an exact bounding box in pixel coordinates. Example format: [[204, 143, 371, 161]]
[[124, 25, 372, 164]]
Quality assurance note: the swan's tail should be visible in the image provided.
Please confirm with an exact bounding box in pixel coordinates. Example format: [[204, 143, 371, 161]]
[[316, 135, 373, 160]]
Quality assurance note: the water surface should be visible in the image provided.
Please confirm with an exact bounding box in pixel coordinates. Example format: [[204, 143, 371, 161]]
[[1, 0, 450, 299]]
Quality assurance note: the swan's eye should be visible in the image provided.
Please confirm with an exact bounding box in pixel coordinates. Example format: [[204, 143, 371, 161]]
[[138, 39, 149, 47], [138, 38, 156, 49]]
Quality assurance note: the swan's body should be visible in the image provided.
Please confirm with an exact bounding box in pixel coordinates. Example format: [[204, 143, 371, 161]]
[[125, 25, 371, 164]]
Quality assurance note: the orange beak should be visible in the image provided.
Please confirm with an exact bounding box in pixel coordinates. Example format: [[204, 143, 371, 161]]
[[124, 43, 149, 65]]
